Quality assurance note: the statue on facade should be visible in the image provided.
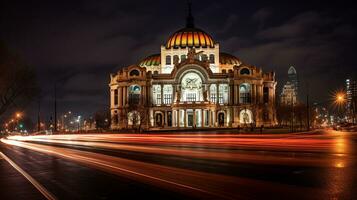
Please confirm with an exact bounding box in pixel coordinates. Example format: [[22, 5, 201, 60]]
[[176, 90, 181, 102], [187, 48, 203, 62], [173, 56, 179, 66], [203, 90, 208, 101]]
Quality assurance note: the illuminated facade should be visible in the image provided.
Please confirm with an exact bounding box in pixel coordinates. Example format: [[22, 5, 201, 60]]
[[109, 6, 277, 130]]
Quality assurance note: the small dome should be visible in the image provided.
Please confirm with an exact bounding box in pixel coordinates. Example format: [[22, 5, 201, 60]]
[[166, 27, 215, 49], [219, 52, 242, 65], [138, 54, 160, 67]]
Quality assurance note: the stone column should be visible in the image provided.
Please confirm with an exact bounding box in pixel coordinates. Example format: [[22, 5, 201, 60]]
[[184, 109, 187, 127], [142, 85, 146, 105], [213, 110, 216, 127], [177, 109, 180, 127], [172, 84, 176, 104], [110, 89, 114, 107], [234, 85, 238, 105], [236, 85, 240, 104], [251, 84, 255, 104], [118, 87, 123, 107], [216, 83, 219, 104], [123, 86, 127, 106]]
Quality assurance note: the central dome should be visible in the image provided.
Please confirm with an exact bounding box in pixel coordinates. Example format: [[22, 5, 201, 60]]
[[165, 27, 215, 49]]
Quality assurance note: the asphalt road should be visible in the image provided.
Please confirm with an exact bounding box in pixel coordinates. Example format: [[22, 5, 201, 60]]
[[1, 130, 356, 200]]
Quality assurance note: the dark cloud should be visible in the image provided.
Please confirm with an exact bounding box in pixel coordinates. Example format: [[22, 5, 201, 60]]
[[1, 0, 356, 121]]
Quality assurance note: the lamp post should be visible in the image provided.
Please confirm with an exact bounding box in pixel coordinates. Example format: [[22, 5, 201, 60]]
[[76, 116, 81, 133]]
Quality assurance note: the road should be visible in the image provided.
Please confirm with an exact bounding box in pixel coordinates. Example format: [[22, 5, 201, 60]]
[[0, 130, 356, 200]]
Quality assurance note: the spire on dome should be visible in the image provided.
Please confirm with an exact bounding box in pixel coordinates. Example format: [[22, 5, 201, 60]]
[[186, 0, 195, 28]]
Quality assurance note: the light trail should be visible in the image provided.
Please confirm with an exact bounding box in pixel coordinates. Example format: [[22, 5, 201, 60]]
[[0, 151, 57, 200], [5, 134, 350, 167], [1, 138, 327, 200]]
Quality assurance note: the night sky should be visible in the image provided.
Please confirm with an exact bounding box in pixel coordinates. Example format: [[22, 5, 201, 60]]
[[1, 0, 356, 121]]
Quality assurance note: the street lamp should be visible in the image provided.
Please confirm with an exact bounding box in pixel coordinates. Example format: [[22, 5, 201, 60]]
[[336, 93, 345, 104], [76, 116, 81, 133]]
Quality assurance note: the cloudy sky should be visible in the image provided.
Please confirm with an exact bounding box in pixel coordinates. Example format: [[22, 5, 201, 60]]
[[1, 0, 356, 121]]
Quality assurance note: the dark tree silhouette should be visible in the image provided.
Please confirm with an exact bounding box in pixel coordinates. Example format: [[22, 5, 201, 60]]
[[0, 42, 38, 118]]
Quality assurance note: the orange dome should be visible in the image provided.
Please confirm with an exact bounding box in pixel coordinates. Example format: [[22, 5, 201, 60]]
[[166, 27, 215, 49], [138, 54, 160, 67], [219, 52, 242, 65]]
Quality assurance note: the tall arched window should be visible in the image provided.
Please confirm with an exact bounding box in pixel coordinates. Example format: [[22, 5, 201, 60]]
[[166, 55, 171, 65], [209, 54, 215, 63], [129, 85, 141, 104], [210, 84, 217, 103], [239, 83, 251, 104], [152, 85, 161, 105], [163, 85, 173, 104], [173, 55, 179, 64], [201, 54, 208, 61], [181, 55, 186, 62]]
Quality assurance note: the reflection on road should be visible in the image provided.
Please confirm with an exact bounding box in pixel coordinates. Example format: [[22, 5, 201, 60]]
[[1, 130, 356, 200]]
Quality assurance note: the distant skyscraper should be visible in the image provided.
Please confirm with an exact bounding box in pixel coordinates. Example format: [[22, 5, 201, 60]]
[[280, 66, 298, 106], [288, 66, 298, 96], [346, 78, 357, 123]]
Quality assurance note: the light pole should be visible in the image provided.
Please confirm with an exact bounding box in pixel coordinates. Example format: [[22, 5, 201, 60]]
[[76, 116, 81, 133]]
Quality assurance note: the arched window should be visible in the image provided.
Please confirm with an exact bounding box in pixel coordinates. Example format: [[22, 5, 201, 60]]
[[129, 69, 140, 76], [201, 54, 208, 61], [180, 55, 186, 62], [166, 55, 171, 65], [152, 85, 161, 105], [239, 83, 251, 104], [129, 85, 141, 104], [181, 72, 203, 102], [209, 54, 215, 63], [173, 55, 179, 64], [240, 68, 250, 75]]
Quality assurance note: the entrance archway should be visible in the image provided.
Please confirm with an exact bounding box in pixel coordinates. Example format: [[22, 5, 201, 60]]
[[218, 112, 225, 127], [155, 113, 163, 127]]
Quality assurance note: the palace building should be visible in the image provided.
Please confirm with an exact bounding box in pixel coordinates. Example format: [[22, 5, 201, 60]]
[[109, 5, 277, 130]]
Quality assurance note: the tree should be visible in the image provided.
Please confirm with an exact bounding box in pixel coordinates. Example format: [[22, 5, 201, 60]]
[[94, 110, 111, 130], [0, 42, 38, 118], [125, 97, 148, 133]]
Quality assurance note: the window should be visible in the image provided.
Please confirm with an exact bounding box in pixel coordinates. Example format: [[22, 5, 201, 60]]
[[239, 83, 251, 104], [129, 69, 140, 76], [210, 84, 217, 103], [240, 68, 250, 75], [263, 87, 269, 103], [186, 93, 196, 102], [129, 85, 141, 104], [166, 55, 171, 65], [156, 93, 161, 104], [209, 54, 215, 63], [181, 55, 186, 62], [210, 93, 216, 103], [173, 55, 179, 64], [163, 85, 173, 104], [201, 54, 208, 61], [163, 94, 172, 104], [218, 93, 223, 104], [114, 89, 118, 105]]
